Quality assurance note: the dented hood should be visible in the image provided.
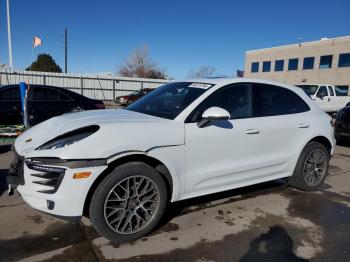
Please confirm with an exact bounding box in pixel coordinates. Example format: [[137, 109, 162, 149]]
[[14, 109, 184, 159]]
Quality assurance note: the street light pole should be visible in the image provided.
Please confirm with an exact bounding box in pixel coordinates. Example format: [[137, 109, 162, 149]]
[[6, 0, 13, 70]]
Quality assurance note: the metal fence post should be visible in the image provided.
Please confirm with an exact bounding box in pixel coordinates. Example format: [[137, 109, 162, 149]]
[[43, 75, 46, 85], [80, 77, 84, 95], [140, 81, 144, 90], [112, 79, 116, 101]]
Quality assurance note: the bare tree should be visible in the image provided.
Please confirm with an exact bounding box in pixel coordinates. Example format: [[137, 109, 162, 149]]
[[187, 66, 216, 79], [118, 46, 167, 79]]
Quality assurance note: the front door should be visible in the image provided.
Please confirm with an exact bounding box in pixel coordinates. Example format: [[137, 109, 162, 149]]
[[184, 83, 261, 195]]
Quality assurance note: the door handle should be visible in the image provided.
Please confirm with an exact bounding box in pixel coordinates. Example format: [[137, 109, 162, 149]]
[[298, 123, 309, 128], [245, 129, 260, 134]]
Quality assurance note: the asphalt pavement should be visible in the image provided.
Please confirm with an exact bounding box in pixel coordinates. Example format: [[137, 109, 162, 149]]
[[1, 142, 350, 262]]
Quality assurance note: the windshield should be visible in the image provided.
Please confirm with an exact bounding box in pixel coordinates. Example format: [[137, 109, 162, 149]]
[[126, 82, 211, 119], [296, 85, 319, 96]]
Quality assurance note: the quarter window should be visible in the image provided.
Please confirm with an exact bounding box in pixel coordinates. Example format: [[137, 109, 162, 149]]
[[338, 53, 350, 67], [186, 83, 253, 123], [262, 61, 271, 72], [319, 55, 333, 69], [251, 62, 259, 73], [303, 57, 315, 70], [274, 60, 284, 71], [288, 59, 298, 70]]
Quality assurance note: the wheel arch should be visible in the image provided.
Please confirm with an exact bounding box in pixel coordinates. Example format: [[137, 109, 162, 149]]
[[307, 135, 332, 154], [83, 153, 173, 217]]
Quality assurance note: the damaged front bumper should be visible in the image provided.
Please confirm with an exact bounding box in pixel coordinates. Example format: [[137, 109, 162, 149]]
[[7, 147, 108, 221]]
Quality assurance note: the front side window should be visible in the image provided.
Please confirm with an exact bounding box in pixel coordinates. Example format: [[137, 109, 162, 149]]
[[288, 59, 298, 70], [251, 62, 259, 73], [127, 82, 208, 120], [186, 83, 253, 123], [253, 84, 295, 116], [319, 55, 333, 69], [0, 86, 20, 101], [262, 61, 271, 72], [317, 86, 328, 98], [338, 53, 350, 67], [303, 57, 315, 70], [275, 60, 284, 71]]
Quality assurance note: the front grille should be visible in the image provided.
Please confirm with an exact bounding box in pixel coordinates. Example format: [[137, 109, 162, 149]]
[[7, 150, 25, 188], [25, 161, 65, 194]]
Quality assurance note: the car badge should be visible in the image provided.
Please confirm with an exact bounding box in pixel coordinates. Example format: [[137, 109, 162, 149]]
[[25, 138, 32, 143]]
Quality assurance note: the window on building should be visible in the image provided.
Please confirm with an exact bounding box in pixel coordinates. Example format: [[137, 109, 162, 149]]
[[319, 55, 333, 69], [274, 60, 284, 71], [262, 61, 271, 72], [338, 53, 350, 67], [288, 58, 298, 70], [251, 62, 259, 73], [335, 86, 349, 96], [303, 57, 315, 70]]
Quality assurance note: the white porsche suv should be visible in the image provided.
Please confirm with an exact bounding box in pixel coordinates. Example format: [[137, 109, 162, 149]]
[[8, 78, 335, 242]]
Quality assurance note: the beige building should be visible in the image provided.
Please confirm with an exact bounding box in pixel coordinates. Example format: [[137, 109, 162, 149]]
[[244, 36, 350, 94]]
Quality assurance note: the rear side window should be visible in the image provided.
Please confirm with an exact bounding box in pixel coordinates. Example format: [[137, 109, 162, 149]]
[[0, 86, 20, 101], [253, 84, 309, 116]]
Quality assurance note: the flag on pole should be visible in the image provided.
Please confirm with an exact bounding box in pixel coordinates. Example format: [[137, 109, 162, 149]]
[[33, 36, 42, 48]]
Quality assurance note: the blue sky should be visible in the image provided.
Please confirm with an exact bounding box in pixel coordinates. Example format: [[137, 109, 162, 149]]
[[0, 0, 349, 79]]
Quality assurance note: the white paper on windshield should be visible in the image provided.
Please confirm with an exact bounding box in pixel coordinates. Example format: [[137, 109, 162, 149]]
[[188, 83, 213, 89]]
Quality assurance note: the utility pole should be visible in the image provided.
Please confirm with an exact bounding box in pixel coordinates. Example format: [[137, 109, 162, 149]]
[[64, 28, 68, 73], [6, 0, 13, 69]]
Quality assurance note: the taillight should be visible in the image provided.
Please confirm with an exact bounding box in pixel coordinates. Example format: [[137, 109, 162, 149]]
[[95, 103, 105, 109]]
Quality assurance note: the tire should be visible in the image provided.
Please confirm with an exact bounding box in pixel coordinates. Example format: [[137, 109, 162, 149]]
[[89, 162, 168, 243], [289, 141, 330, 191]]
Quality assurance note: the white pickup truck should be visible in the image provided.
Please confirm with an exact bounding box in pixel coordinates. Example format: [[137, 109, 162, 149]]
[[296, 84, 350, 113]]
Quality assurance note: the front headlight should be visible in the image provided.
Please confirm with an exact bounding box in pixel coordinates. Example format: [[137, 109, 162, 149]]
[[37, 125, 99, 150]]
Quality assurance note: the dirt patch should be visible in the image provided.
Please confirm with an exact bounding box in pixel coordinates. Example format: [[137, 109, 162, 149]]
[[26, 214, 44, 224]]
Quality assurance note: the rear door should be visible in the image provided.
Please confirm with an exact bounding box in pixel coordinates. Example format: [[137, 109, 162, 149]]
[[327, 86, 338, 112], [251, 83, 312, 179], [0, 86, 22, 125], [315, 85, 330, 111]]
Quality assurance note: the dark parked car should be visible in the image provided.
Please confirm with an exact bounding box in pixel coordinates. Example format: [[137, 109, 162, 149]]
[[116, 88, 154, 106], [334, 105, 350, 142], [0, 84, 105, 126]]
